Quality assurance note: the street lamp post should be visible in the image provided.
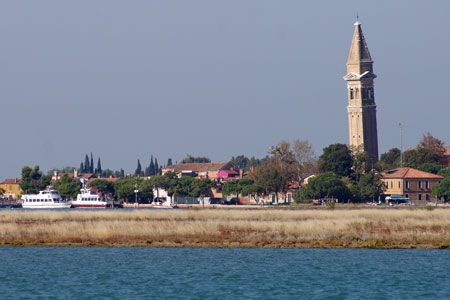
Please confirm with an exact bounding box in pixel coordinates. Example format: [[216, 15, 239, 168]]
[[399, 123, 404, 168], [134, 183, 139, 208]]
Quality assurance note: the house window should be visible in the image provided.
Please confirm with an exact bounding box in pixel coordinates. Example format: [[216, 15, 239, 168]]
[[418, 194, 422, 200], [350, 88, 354, 99], [418, 181, 422, 189], [405, 194, 409, 199], [390, 181, 393, 188], [398, 181, 400, 188], [426, 180, 429, 189], [406, 180, 409, 189], [426, 194, 429, 201], [9, 185, 12, 191]]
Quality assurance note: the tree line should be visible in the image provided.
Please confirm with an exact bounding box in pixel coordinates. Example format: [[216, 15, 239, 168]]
[[17, 133, 450, 204]]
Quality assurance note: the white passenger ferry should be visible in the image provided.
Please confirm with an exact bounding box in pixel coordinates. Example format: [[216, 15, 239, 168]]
[[21, 187, 72, 209], [71, 187, 119, 208]]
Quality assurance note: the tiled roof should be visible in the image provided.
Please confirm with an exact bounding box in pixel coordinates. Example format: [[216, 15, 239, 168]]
[[163, 162, 234, 173], [0, 178, 21, 184], [382, 168, 444, 179]]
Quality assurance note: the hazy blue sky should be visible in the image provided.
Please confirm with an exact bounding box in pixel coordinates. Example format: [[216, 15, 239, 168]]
[[1, 1, 449, 180]]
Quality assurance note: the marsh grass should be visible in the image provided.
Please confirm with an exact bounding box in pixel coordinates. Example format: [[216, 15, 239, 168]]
[[2, 208, 450, 248]]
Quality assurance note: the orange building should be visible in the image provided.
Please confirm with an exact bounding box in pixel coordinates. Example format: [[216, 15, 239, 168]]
[[381, 168, 444, 203], [0, 178, 22, 199]]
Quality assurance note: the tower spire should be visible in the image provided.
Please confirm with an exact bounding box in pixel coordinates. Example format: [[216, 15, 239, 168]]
[[347, 21, 373, 72]]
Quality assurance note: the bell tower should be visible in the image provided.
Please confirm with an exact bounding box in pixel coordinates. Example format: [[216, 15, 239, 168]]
[[344, 21, 379, 161]]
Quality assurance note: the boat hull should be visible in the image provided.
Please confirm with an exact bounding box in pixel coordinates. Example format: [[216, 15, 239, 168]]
[[152, 205, 178, 209], [72, 204, 108, 208], [22, 203, 72, 209]]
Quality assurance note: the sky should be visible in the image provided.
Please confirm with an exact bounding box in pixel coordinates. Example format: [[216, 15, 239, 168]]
[[1, 0, 449, 180]]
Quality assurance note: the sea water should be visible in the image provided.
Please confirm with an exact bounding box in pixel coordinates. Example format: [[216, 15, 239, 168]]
[[1, 247, 449, 299]]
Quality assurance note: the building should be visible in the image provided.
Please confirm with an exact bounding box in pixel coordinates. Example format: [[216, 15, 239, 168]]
[[344, 20, 379, 161], [381, 167, 444, 203], [0, 178, 22, 199], [162, 162, 235, 179]]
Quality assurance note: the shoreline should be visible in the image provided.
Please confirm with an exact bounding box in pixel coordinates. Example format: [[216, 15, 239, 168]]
[[2, 208, 450, 249]]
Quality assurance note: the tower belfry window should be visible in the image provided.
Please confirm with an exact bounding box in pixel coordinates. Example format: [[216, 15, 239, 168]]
[[350, 88, 354, 99]]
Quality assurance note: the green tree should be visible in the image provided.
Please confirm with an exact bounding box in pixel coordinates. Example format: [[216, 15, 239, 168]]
[[135, 160, 142, 177], [222, 178, 255, 196], [148, 172, 178, 198], [84, 154, 90, 173], [154, 158, 159, 175], [377, 148, 401, 170], [182, 155, 211, 163], [172, 176, 195, 196], [353, 171, 386, 202], [251, 164, 283, 200], [90, 153, 94, 173], [353, 151, 372, 180], [319, 144, 353, 177], [167, 158, 173, 166], [53, 174, 81, 199], [437, 167, 450, 178], [432, 177, 450, 201], [149, 156, 155, 176], [190, 179, 215, 198], [113, 177, 153, 203], [88, 179, 114, 195], [20, 166, 49, 194], [403, 148, 441, 169], [96, 157, 102, 175], [40, 174, 52, 190], [231, 155, 250, 171], [418, 162, 445, 174], [295, 172, 351, 203]]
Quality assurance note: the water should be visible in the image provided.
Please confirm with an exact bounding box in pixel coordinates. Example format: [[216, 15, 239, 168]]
[[1, 247, 449, 299]]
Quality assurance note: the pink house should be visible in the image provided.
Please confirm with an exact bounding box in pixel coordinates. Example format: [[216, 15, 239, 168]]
[[217, 169, 240, 179]]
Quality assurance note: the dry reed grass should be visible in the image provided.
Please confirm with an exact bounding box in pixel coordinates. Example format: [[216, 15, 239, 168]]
[[2, 208, 450, 248]]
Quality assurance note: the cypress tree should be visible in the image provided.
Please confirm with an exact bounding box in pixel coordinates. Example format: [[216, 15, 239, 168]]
[[97, 157, 102, 176], [84, 154, 90, 173], [79, 162, 84, 174], [135, 160, 142, 177], [149, 156, 155, 176], [90, 153, 94, 173], [167, 158, 173, 166], [154, 158, 159, 175], [120, 169, 125, 178]]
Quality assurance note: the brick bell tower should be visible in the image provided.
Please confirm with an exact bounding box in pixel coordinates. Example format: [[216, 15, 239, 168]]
[[344, 20, 379, 161]]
